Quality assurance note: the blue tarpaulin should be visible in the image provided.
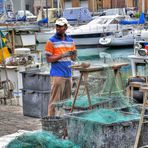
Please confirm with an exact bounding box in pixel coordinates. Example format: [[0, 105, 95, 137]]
[[144, 42, 148, 46], [119, 13, 145, 25], [38, 17, 48, 25], [63, 7, 92, 23], [17, 15, 27, 21]]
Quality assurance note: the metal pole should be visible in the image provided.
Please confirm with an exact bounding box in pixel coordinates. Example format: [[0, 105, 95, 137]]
[[59, 0, 63, 14], [92, 0, 94, 15], [142, 0, 145, 13], [3, 0, 6, 14], [57, 0, 60, 17], [46, 0, 48, 18], [52, 0, 54, 8], [40, 0, 44, 19], [24, 0, 26, 21], [9, 0, 14, 12], [46, 0, 48, 27], [21, 0, 23, 11], [21, 0, 26, 20], [20, 0, 26, 20]]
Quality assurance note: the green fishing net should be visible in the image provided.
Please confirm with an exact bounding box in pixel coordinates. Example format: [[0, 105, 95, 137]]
[[55, 95, 130, 110], [79, 108, 140, 124], [55, 63, 132, 111], [72, 60, 131, 97], [6, 131, 80, 148], [65, 105, 142, 148], [92, 64, 131, 96]]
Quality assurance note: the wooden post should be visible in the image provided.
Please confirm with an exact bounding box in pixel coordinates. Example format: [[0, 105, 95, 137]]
[[134, 85, 148, 148], [70, 72, 83, 112], [11, 29, 15, 53]]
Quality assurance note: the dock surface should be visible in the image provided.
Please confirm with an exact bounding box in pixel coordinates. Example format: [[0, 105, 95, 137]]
[[0, 105, 42, 137]]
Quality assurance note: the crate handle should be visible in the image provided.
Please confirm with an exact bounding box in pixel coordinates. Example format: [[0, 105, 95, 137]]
[[27, 90, 35, 94], [25, 74, 36, 77]]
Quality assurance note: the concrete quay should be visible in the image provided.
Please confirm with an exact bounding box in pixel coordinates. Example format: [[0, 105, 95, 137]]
[[0, 105, 42, 137]]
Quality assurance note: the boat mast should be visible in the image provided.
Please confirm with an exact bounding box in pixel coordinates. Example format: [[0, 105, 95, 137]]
[[9, 0, 13, 12], [40, 0, 44, 19], [3, 0, 6, 14], [21, 0, 26, 19], [142, 0, 145, 13], [51, 0, 54, 8], [57, 0, 63, 17], [92, 0, 95, 15], [46, 0, 48, 18], [57, 0, 60, 16]]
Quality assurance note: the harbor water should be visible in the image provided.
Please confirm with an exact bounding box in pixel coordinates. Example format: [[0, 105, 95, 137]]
[[37, 44, 141, 78], [77, 46, 134, 61], [36, 43, 134, 63], [38, 44, 148, 82]]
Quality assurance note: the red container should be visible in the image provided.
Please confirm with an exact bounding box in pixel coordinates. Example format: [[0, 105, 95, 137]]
[[144, 45, 148, 55]]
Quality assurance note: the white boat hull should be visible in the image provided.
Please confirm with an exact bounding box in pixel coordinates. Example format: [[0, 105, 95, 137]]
[[71, 33, 103, 46], [100, 37, 134, 46], [36, 32, 111, 47], [140, 30, 148, 40], [36, 15, 134, 47], [111, 37, 134, 46], [99, 30, 135, 47]]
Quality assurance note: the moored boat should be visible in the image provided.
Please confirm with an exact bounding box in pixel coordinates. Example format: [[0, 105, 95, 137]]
[[99, 29, 135, 47], [35, 14, 133, 47]]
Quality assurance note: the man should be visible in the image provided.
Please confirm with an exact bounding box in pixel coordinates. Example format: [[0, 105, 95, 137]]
[[45, 18, 77, 116]]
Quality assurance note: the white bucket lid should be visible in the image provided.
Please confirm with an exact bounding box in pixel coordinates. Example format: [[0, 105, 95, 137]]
[[14, 48, 30, 54]]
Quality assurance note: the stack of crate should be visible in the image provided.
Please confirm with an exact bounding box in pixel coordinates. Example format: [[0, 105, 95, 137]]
[[21, 70, 50, 118]]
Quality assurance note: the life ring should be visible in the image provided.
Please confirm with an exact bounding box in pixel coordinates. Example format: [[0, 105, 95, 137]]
[[99, 37, 111, 46]]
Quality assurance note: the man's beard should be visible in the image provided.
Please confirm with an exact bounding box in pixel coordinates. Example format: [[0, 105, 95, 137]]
[[57, 32, 65, 38]]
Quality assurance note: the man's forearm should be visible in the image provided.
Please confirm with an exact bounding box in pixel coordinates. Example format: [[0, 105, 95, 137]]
[[46, 55, 62, 63], [46, 50, 77, 62]]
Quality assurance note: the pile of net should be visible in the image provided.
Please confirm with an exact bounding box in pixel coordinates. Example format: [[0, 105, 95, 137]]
[[55, 95, 130, 110], [6, 131, 80, 148], [77, 108, 140, 124]]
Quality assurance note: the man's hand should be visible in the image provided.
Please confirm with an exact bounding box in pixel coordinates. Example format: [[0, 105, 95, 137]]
[[61, 50, 77, 58]]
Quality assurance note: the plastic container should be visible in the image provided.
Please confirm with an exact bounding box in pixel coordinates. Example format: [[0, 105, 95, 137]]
[[65, 109, 148, 148], [21, 70, 50, 91], [22, 89, 50, 118], [41, 116, 66, 138]]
